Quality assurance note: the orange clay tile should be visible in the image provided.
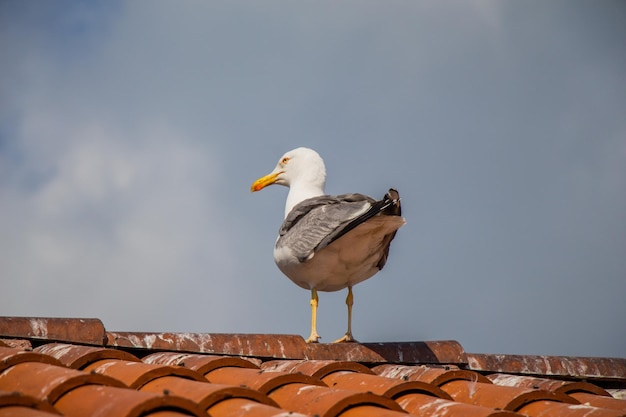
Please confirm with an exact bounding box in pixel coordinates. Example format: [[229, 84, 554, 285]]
[[268, 382, 405, 417], [0, 362, 125, 403], [569, 392, 626, 412], [1, 316, 625, 417], [487, 373, 612, 396], [320, 370, 526, 417], [0, 339, 32, 350], [338, 404, 414, 417], [468, 353, 626, 380], [140, 375, 278, 409], [441, 379, 578, 411], [0, 318, 106, 346], [53, 385, 204, 417], [0, 407, 62, 417], [0, 347, 62, 372], [517, 400, 626, 417], [0, 389, 60, 415], [34, 343, 140, 369], [204, 366, 324, 394], [142, 351, 259, 374], [107, 332, 306, 358], [395, 394, 523, 417], [373, 363, 491, 385], [83, 359, 205, 389], [261, 359, 373, 378], [208, 396, 309, 417], [305, 340, 467, 363], [142, 412, 196, 417], [322, 370, 451, 399], [107, 332, 467, 364]]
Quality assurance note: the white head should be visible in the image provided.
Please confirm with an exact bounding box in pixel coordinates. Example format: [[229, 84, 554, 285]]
[[251, 147, 327, 217]]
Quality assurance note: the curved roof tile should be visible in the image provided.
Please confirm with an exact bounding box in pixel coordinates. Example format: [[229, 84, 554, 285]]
[[0, 316, 624, 417], [0, 361, 125, 403], [54, 385, 204, 417], [34, 343, 140, 369]]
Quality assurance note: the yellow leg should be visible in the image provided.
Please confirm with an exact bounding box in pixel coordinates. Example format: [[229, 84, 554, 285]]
[[305, 289, 321, 343], [333, 286, 357, 343]]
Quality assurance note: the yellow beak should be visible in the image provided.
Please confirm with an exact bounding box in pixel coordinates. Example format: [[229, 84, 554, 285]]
[[250, 171, 281, 192]]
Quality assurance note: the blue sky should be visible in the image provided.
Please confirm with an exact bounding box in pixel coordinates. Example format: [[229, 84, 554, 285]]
[[1, 1, 625, 357]]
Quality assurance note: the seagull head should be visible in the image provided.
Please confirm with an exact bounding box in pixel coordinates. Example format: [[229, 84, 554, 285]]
[[251, 147, 326, 192], [251, 147, 327, 217]]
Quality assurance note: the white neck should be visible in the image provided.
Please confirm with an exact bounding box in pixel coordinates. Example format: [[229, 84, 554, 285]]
[[284, 180, 325, 218]]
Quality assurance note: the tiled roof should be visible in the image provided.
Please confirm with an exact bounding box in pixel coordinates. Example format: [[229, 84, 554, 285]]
[[0, 317, 624, 417]]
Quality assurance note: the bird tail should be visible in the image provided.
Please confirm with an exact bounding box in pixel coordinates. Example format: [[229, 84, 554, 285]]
[[382, 188, 402, 217], [376, 188, 403, 270]]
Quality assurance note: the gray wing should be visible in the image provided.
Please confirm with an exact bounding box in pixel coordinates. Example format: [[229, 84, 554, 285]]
[[277, 192, 401, 263], [317, 189, 401, 250], [277, 194, 376, 263]]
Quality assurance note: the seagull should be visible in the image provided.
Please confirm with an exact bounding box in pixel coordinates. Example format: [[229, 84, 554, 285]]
[[251, 147, 405, 343]]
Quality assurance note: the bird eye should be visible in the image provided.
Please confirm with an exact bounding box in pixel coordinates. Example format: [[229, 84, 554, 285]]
[[281, 157, 290, 166]]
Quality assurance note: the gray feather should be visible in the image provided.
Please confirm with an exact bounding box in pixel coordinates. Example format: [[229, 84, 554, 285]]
[[276, 191, 402, 264]]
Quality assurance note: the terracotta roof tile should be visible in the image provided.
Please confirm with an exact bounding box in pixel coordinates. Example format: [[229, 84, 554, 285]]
[[394, 395, 522, 417], [142, 351, 260, 373], [268, 382, 406, 416], [305, 340, 467, 363], [0, 338, 32, 350], [327, 404, 409, 417], [261, 359, 374, 378], [0, 318, 106, 346], [0, 406, 62, 417], [140, 376, 277, 409], [568, 393, 626, 412], [321, 370, 451, 399], [487, 373, 612, 396], [468, 353, 626, 381], [441, 379, 577, 410], [373, 363, 492, 385], [208, 397, 309, 417], [83, 359, 206, 388], [261, 359, 520, 417], [34, 342, 141, 369], [0, 361, 125, 403], [53, 385, 204, 417], [517, 400, 626, 417], [0, 389, 61, 416], [0, 346, 62, 371], [205, 366, 325, 394], [106, 331, 306, 359], [0, 316, 625, 417]]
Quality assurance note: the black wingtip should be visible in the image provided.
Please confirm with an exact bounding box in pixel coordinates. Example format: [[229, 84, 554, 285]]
[[384, 188, 402, 216]]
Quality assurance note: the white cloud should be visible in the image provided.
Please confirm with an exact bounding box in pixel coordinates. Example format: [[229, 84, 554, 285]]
[[0, 116, 240, 329]]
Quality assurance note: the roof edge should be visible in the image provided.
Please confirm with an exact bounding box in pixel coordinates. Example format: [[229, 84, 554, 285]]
[[0, 316, 106, 346], [467, 352, 626, 381]]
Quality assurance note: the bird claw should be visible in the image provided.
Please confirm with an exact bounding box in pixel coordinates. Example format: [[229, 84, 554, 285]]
[[305, 333, 321, 343], [333, 333, 358, 343]]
